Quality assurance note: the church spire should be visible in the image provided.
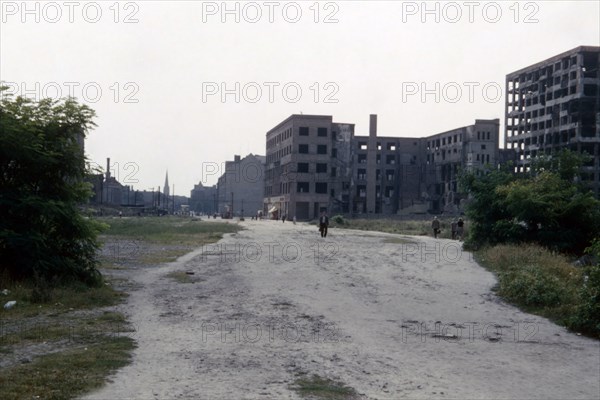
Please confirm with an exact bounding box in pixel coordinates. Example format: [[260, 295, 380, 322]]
[[164, 171, 170, 198]]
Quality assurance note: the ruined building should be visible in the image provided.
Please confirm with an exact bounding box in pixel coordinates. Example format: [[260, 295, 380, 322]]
[[216, 154, 265, 217], [505, 45, 600, 195], [264, 114, 504, 219]]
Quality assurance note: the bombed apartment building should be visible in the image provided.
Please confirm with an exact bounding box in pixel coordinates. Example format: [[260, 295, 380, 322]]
[[424, 119, 503, 213], [190, 182, 217, 215], [263, 115, 355, 220], [352, 115, 425, 215], [353, 116, 503, 215], [216, 154, 265, 218], [263, 115, 510, 219], [505, 45, 600, 195], [264, 114, 504, 219]]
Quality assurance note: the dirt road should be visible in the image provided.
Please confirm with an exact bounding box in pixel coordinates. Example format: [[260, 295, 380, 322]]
[[83, 219, 600, 399]]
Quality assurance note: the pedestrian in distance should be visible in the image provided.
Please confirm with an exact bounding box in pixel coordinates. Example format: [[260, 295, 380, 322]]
[[293, 215, 297, 225], [457, 218, 465, 241], [451, 219, 457, 240], [319, 211, 329, 238], [282, 214, 286, 223], [432, 216, 440, 238]]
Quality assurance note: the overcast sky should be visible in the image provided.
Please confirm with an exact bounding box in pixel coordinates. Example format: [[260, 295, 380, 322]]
[[1, 0, 599, 194]]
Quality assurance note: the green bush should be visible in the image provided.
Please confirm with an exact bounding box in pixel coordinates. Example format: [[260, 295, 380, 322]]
[[461, 151, 600, 254], [331, 215, 346, 225], [569, 240, 600, 335], [0, 89, 102, 286], [499, 265, 566, 307]]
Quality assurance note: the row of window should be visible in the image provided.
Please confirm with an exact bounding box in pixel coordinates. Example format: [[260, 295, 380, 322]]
[[299, 126, 329, 137], [356, 154, 404, 165], [266, 145, 292, 164], [298, 144, 328, 155], [427, 133, 463, 150], [356, 169, 396, 181], [355, 185, 395, 198], [476, 131, 492, 140], [510, 55, 579, 86], [267, 127, 293, 149]]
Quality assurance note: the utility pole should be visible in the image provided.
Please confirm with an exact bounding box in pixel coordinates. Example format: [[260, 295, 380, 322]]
[[231, 192, 234, 219]]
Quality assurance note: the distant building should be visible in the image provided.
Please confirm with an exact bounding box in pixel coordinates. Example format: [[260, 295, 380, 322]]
[[190, 182, 217, 214], [216, 154, 265, 218], [352, 115, 424, 215], [505, 45, 600, 195], [263, 115, 355, 220], [423, 119, 505, 213], [264, 114, 507, 219]]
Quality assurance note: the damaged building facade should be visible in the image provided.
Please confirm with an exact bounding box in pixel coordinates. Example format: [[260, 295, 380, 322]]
[[216, 154, 265, 218], [263, 115, 355, 220], [505, 45, 600, 196], [264, 114, 504, 220]]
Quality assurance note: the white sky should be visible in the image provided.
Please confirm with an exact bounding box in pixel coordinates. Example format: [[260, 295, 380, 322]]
[[1, 0, 599, 194]]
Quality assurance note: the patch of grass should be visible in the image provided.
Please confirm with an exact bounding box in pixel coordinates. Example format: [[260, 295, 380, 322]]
[[329, 218, 461, 239], [0, 336, 136, 400], [167, 271, 194, 284], [383, 237, 417, 245], [292, 374, 359, 399], [99, 216, 240, 246], [476, 243, 600, 337], [0, 281, 126, 321]]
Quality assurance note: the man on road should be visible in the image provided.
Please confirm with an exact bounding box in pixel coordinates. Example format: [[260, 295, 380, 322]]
[[319, 211, 329, 238]]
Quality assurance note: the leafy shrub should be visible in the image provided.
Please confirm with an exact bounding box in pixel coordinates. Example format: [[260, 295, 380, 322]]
[[331, 215, 346, 225], [0, 89, 103, 286]]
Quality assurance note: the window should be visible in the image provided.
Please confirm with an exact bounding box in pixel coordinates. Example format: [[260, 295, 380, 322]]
[[299, 144, 309, 154], [331, 167, 337, 177], [315, 182, 328, 194], [331, 148, 337, 158], [317, 145, 327, 154], [359, 142, 367, 150], [297, 163, 309, 173], [299, 127, 309, 136], [316, 163, 327, 173], [317, 127, 327, 137], [297, 182, 309, 193], [481, 144, 486, 150], [357, 169, 366, 180], [332, 131, 337, 140], [386, 155, 396, 164], [357, 185, 366, 197]]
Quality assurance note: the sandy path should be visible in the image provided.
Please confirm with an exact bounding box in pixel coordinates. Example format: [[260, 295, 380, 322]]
[[83, 219, 600, 400]]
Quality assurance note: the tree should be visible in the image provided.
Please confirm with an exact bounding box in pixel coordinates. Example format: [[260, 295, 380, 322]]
[[459, 163, 519, 249], [0, 88, 103, 285], [461, 151, 600, 253]]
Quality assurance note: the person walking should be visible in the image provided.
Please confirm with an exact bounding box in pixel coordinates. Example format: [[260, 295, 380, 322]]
[[319, 211, 329, 238], [451, 219, 458, 240], [432, 216, 440, 238], [456, 218, 465, 241]]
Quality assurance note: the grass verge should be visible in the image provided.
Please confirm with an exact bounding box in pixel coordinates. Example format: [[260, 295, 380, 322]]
[[99, 216, 241, 264], [0, 336, 135, 400], [291, 373, 359, 399], [0, 216, 239, 398], [476, 243, 599, 338], [328, 216, 462, 239]]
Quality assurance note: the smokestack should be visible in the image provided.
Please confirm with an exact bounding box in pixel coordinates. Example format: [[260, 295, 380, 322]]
[[106, 158, 111, 180], [369, 114, 377, 138]]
